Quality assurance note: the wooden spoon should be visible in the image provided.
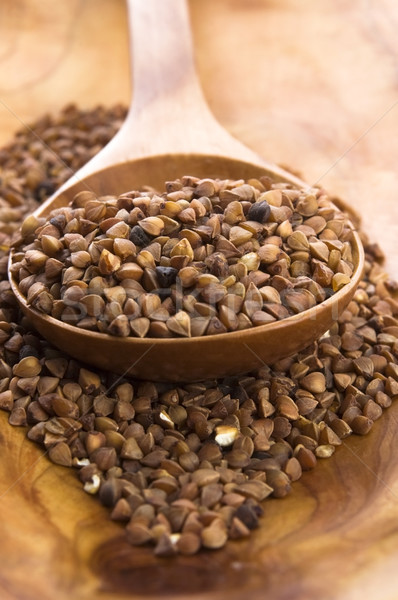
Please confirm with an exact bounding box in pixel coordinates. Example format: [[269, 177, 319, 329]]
[[8, 0, 364, 382]]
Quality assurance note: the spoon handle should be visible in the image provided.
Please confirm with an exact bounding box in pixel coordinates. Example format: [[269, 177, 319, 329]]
[[88, 0, 263, 168], [127, 0, 207, 122]]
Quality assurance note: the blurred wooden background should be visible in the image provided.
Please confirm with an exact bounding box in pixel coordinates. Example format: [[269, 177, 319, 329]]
[[1, 2, 398, 600]]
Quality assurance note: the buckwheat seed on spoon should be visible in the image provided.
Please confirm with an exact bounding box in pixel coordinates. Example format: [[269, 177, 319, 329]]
[[13, 177, 357, 339]]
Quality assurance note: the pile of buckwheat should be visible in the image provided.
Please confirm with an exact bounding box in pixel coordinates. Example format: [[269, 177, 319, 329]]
[[12, 171, 355, 339], [0, 105, 397, 556]]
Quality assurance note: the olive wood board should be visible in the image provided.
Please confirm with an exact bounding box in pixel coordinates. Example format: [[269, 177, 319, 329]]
[[1, 1, 398, 599]]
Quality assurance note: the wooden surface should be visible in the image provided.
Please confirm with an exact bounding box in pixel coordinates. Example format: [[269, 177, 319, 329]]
[[1, 1, 398, 599]]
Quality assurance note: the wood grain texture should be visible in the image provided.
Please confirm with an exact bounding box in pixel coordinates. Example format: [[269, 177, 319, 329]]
[[1, 1, 398, 599]]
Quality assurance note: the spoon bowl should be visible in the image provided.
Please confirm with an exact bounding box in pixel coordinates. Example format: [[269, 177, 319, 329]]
[[9, 153, 364, 382], [8, 0, 364, 382]]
